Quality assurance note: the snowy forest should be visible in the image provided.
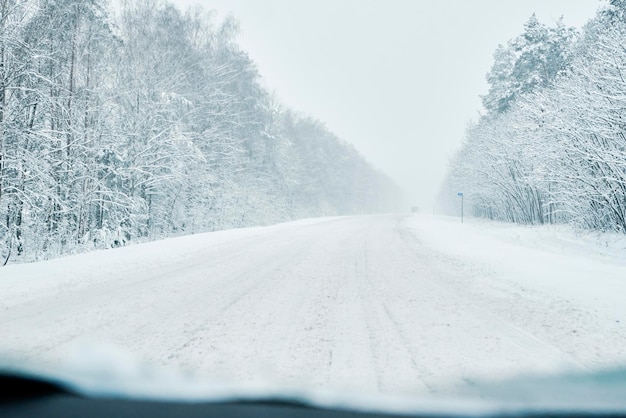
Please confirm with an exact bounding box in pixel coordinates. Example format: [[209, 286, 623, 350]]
[[0, 0, 401, 263], [439, 0, 626, 232]]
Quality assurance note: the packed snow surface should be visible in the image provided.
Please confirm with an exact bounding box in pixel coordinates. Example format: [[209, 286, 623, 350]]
[[1, 214, 626, 399]]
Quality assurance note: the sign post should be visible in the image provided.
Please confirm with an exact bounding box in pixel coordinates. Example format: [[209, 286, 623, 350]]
[[457, 192, 464, 223]]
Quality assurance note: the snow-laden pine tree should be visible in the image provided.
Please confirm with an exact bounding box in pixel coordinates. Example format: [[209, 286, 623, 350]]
[[441, 3, 626, 232]]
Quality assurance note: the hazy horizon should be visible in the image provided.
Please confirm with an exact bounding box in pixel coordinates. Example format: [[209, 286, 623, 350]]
[[164, 0, 601, 210]]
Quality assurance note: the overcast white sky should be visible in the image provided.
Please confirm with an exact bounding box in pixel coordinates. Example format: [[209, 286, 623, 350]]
[[170, 0, 602, 209]]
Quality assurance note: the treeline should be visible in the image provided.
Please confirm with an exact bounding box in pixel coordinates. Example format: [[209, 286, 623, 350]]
[[439, 0, 626, 232], [0, 0, 401, 263]]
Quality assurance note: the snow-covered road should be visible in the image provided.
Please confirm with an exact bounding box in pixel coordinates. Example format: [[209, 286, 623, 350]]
[[2, 214, 626, 397]]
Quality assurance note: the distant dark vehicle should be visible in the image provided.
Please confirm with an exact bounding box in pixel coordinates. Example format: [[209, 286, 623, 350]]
[[411, 206, 419, 213]]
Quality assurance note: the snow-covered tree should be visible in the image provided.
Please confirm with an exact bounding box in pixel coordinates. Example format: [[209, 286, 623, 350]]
[[0, 0, 402, 264]]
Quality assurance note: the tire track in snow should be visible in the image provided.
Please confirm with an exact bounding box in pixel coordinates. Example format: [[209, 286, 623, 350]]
[[1, 214, 613, 397]]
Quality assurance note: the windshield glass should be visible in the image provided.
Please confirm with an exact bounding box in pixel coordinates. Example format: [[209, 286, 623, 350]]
[[1, 0, 625, 411]]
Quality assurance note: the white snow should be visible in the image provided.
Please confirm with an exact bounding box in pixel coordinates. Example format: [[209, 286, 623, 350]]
[[407, 215, 626, 372], [1, 214, 626, 403]]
